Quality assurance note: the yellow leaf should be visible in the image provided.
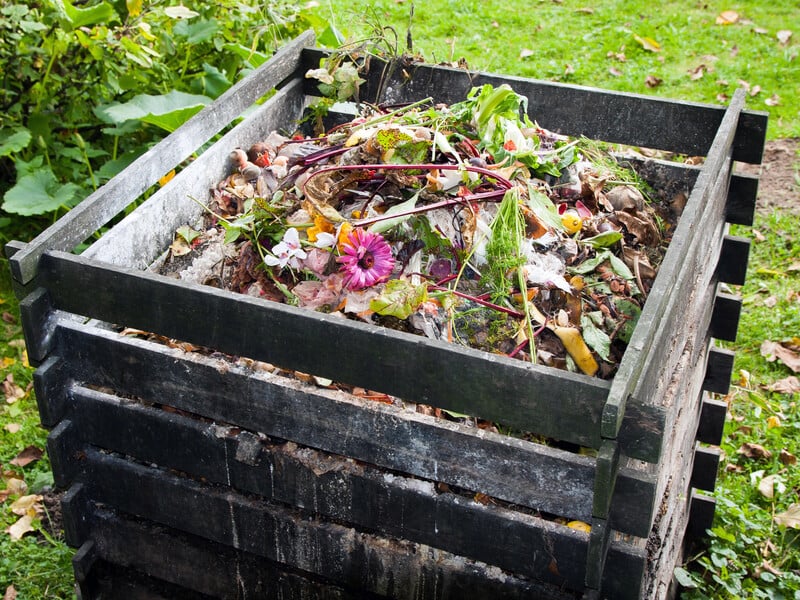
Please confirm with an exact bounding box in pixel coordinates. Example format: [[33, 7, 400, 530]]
[[633, 34, 661, 52], [10, 494, 43, 517], [767, 415, 782, 429], [716, 10, 739, 25], [567, 520, 591, 532], [158, 170, 176, 187], [127, 0, 143, 17], [5, 515, 35, 541], [1, 357, 14, 368]]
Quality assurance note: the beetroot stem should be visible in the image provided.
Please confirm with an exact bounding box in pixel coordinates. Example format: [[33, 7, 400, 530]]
[[429, 285, 525, 318]]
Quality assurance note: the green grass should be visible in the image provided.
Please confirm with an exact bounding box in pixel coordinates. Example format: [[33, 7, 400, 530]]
[[1, 1, 799, 596], [317, 0, 800, 138]]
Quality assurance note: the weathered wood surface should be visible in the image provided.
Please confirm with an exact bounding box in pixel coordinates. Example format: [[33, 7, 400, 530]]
[[9, 31, 316, 286], [49, 385, 646, 596], [84, 78, 309, 271], [39, 253, 622, 451], [60, 474, 581, 600], [45, 319, 656, 537], [601, 88, 744, 454], [300, 49, 768, 164]]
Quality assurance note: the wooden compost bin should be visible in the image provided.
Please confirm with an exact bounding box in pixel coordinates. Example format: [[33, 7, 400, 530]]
[[7, 31, 767, 599]]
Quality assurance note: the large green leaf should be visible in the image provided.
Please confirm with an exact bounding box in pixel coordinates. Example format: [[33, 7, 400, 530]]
[[2, 170, 81, 216], [52, 0, 116, 31], [94, 91, 212, 132], [0, 129, 32, 157], [174, 19, 220, 44]]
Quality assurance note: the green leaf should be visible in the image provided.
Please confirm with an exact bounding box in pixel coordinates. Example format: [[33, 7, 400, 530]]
[[581, 313, 611, 361], [317, 24, 345, 48], [582, 230, 623, 249], [52, 0, 116, 31], [673, 567, 698, 589], [94, 91, 212, 132], [164, 6, 199, 19], [369, 194, 419, 234], [0, 129, 32, 157], [526, 185, 564, 231], [222, 43, 269, 68], [191, 64, 231, 98], [174, 19, 220, 44], [2, 169, 81, 215], [614, 298, 641, 344], [370, 279, 428, 320], [176, 225, 201, 245]]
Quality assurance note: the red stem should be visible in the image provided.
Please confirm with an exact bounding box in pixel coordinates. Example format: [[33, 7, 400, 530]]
[[429, 285, 525, 318]]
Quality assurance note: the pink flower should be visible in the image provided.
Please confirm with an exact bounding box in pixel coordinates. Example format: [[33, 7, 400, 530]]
[[337, 228, 395, 290]]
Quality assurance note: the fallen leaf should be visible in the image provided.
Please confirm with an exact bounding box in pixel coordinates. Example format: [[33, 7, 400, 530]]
[[3, 478, 27, 497], [757, 474, 784, 499], [645, 75, 662, 88], [3, 375, 25, 404], [725, 463, 744, 473], [633, 33, 661, 52], [567, 520, 591, 532], [737, 442, 772, 460], [4, 584, 17, 600], [777, 30, 793, 45], [519, 48, 534, 59], [2, 312, 15, 324], [609, 67, 623, 77], [716, 10, 739, 25], [738, 369, 751, 387], [607, 51, 626, 62], [564, 63, 575, 75], [779, 449, 797, 465], [760, 560, 783, 577], [688, 65, 706, 80], [5, 515, 35, 541], [10, 494, 43, 517], [775, 504, 800, 528], [4, 424, 20, 434], [749, 85, 762, 97], [761, 340, 800, 372], [767, 415, 782, 429], [737, 78, 751, 91], [576, 7, 594, 14], [716, 93, 729, 103], [764, 296, 778, 308], [765, 94, 780, 106], [10, 446, 43, 468], [753, 26, 769, 35], [766, 376, 800, 394]]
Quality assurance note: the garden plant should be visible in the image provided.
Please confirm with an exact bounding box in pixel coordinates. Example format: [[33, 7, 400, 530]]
[[1, 1, 798, 598]]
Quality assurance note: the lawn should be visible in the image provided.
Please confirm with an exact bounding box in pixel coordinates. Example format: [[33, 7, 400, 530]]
[[1, 1, 798, 597]]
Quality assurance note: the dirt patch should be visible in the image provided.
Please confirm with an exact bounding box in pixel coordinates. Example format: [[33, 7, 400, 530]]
[[739, 138, 799, 215]]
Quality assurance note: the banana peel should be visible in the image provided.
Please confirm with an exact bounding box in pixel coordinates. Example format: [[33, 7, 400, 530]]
[[528, 304, 599, 377]]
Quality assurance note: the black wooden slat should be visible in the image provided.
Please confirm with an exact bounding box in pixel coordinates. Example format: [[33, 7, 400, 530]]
[[32, 355, 67, 428], [59, 384, 646, 582], [41, 253, 613, 450], [727, 172, 760, 226], [53, 320, 655, 537], [696, 397, 727, 446], [77, 453, 578, 600], [10, 31, 316, 286], [690, 446, 721, 492], [702, 347, 735, 395], [710, 293, 742, 342], [300, 49, 767, 164], [17, 287, 53, 365], [686, 491, 716, 539], [716, 235, 751, 286], [76, 559, 219, 600]]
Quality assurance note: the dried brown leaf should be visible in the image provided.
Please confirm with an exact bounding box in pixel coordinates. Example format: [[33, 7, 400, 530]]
[[519, 48, 534, 59], [4, 423, 20, 434], [764, 295, 778, 308], [609, 67, 623, 77], [777, 30, 793, 45], [645, 75, 662, 88], [9, 446, 43, 468], [3, 375, 25, 404], [761, 340, 800, 372], [716, 10, 739, 25], [779, 449, 797, 466], [576, 7, 594, 14], [5, 514, 35, 541], [564, 63, 575, 75], [10, 494, 43, 517], [765, 94, 780, 106], [767, 376, 800, 394], [774, 503, 800, 528], [2, 312, 15, 324], [4, 584, 18, 600], [737, 442, 772, 460], [749, 84, 762, 97], [688, 65, 705, 80]]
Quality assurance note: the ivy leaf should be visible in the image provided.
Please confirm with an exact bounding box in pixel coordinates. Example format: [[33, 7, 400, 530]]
[[370, 279, 428, 320], [0, 129, 32, 157], [673, 567, 698, 589], [2, 169, 81, 216], [94, 91, 212, 132]]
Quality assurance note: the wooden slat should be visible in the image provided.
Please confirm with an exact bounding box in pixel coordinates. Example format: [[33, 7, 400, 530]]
[[686, 491, 716, 539], [696, 397, 727, 446], [703, 347, 735, 395], [41, 254, 616, 451], [58, 384, 645, 588], [690, 445, 721, 492], [300, 49, 768, 164], [727, 172, 760, 226], [84, 77, 309, 271], [716, 235, 751, 286], [32, 355, 68, 428], [51, 321, 655, 537], [601, 89, 745, 454], [710, 292, 742, 342], [9, 31, 316, 285], [17, 287, 53, 365], [71, 455, 579, 600]]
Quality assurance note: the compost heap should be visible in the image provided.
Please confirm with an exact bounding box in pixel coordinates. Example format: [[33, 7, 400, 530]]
[[169, 84, 674, 380]]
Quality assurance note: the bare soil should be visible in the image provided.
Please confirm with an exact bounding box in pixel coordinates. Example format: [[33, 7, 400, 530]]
[[742, 138, 799, 215]]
